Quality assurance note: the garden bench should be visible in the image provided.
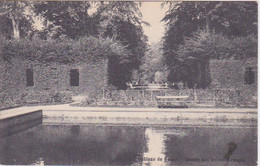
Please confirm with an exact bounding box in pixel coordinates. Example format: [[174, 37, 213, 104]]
[[156, 96, 189, 108]]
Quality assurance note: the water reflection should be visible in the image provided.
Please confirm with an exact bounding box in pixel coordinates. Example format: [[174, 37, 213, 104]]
[[0, 125, 257, 166], [163, 127, 257, 166], [0, 125, 146, 165], [0, 118, 42, 138], [142, 128, 166, 166]]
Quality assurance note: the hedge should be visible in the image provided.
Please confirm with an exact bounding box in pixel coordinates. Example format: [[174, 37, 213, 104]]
[[1, 36, 130, 64]]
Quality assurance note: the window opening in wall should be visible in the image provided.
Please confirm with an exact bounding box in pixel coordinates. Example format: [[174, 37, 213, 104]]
[[244, 67, 255, 85], [70, 69, 79, 86], [26, 68, 34, 86]]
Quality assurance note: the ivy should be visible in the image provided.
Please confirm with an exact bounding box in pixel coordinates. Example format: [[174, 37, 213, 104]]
[[1, 36, 129, 64]]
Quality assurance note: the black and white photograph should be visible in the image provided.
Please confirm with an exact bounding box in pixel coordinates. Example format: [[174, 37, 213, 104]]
[[0, 1, 257, 165]]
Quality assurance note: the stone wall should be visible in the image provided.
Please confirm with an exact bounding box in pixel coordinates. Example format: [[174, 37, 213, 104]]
[[208, 58, 257, 107], [209, 58, 257, 90]]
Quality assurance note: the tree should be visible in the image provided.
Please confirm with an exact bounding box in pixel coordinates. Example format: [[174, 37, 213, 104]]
[[207, 2, 257, 36], [0, 1, 34, 39], [34, 1, 99, 39], [96, 2, 149, 89], [162, 1, 257, 88], [139, 42, 167, 84], [33, 2, 149, 89], [175, 30, 257, 88], [1, 1, 148, 89]]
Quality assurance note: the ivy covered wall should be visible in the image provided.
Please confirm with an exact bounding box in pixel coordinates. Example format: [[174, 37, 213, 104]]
[[209, 58, 257, 90], [0, 37, 119, 108], [0, 56, 108, 108]]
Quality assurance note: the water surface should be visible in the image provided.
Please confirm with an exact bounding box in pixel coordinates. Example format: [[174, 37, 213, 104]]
[[0, 124, 257, 166]]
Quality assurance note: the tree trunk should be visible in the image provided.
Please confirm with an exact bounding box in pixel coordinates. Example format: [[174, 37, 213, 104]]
[[11, 15, 20, 39], [204, 2, 210, 32]]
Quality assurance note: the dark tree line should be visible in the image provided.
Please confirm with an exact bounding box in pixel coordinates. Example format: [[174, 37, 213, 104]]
[[162, 1, 257, 88], [95, 2, 148, 89]]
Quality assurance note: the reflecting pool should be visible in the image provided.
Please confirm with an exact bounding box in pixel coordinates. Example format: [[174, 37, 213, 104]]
[[0, 124, 257, 166]]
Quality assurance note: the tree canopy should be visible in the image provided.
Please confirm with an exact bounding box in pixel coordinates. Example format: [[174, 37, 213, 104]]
[[139, 42, 167, 84], [34, 1, 99, 39], [95, 2, 148, 89], [162, 1, 257, 88]]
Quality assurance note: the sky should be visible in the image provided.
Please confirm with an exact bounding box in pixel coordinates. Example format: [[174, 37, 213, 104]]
[[140, 2, 168, 45]]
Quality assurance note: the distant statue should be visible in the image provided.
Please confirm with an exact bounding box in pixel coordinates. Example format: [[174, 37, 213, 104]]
[[154, 71, 165, 84]]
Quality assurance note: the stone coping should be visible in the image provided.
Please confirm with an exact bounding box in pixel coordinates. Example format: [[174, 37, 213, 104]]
[[0, 104, 257, 115], [0, 104, 257, 127]]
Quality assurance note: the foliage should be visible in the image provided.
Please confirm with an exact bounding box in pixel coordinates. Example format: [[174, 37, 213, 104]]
[[33, 1, 149, 89], [97, 2, 144, 33], [1, 36, 129, 64], [162, 1, 257, 37], [139, 42, 167, 84], [74, 88, 257, 108], [1, 1, 149, 90], [162, 1, 257, 88], [33, 1, 99, 39], [0, 90, 72, 110], [0, 1, 34, 39], [96, 2, 148, 89], [173, 30, 257, 88], [154, 71, 166, 84]]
